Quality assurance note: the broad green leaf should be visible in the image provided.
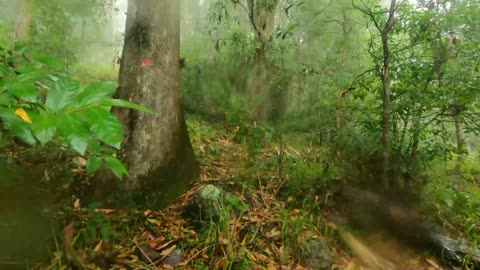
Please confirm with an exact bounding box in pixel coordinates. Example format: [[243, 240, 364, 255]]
[[31, 114, 57, 145], [58, 113, 91, 155], [15, 70, 48, 83], [46, 78, 80, 112], [100, 99, 155, 114], [8, 118, 37, 145], [87, 139, 116, 155], [87, 157, 104, 173], [83, 107, 123, 149], [8, 83, 37, 102], [73, 81, 118, 107], [33, 55, 62, 69], [15, 65, 38, 75], [0, 107, 18, 123], [104, 156, 128, 179], [0, 93, 12, 106]]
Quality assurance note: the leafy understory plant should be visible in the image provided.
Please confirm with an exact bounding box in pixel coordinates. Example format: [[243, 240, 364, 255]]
[[0, 43, 153, 179]]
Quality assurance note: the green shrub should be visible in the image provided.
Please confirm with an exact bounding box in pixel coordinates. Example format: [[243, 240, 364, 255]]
[[0, 43, 151, 180]]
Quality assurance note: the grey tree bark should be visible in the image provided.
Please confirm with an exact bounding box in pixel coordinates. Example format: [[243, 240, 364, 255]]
[[380, 0, 396, 189], [14, 0, 32, 43], [245, 0, 281, 123], [95, 0, 197, 208], [454, 118, 466, 172]]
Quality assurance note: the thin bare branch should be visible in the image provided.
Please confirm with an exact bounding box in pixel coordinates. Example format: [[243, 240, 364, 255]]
[[235, 0, 264, 44], [384, 0, 397, 34]]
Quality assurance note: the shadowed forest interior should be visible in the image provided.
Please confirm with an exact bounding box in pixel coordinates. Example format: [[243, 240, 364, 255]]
[[0, 0, 480, 269]]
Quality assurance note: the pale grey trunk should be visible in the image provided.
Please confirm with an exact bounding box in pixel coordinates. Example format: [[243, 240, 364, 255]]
[[97, 0, 197, 208], [14, 0, 32, 43], [454, 117, 465, 172], [246, 0, 280, 123], [381, 0, 396, 189]]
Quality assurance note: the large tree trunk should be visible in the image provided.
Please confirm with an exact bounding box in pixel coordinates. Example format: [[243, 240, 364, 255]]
[[95, 0, 197, 208], [14, 0, 32, 43], [246, 0, 280, 123]]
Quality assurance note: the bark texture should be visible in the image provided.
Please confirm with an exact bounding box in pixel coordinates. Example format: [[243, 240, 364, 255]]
[[454, 117, 466, 172], [14, 0, 32, 43], [248, 0, 277, 49], [246, 0, 281, 123], [97, 0, 197, 208], [380, 0, 396, 189]]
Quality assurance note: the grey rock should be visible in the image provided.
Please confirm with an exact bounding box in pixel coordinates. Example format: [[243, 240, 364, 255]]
[[181, 184, 225, 229], [305, 238, 333, 270], [137, 242, 161, 263], [166, 248, 184, 267]]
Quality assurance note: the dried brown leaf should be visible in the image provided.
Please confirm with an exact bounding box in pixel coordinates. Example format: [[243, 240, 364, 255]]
[[160, 245, 177, 257], [266, 228, 281, 239], [267, 264, 277, 270], [94, 240, 103, 252]]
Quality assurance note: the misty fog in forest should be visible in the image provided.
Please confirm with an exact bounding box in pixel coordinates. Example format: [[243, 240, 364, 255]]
[[0, 0, 480, 269]]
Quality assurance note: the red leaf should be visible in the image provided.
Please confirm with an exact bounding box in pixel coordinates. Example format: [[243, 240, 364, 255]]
[[141, 60, 152, 68]]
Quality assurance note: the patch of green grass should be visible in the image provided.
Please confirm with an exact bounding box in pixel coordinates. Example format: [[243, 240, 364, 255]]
[[422, 158, 480, 243], [279, 208, 316, 261]]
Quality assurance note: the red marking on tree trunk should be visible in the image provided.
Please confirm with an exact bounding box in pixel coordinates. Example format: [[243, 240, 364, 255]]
[[141, 60, 152, 68]]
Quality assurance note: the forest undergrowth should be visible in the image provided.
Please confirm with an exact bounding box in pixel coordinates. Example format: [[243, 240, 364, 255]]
[[23, 116, 454, 270], [2, 0, 480, 269]]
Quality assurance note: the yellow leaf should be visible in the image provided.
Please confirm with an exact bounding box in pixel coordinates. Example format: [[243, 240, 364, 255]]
[[265, 228, 281, 239], [94, 240, 103, 252], [15, 108, 32, 124], [160, 245, 176, 257]]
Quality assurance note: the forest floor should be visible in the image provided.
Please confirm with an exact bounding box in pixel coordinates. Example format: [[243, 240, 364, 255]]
[[9, 117, 449, 270]]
